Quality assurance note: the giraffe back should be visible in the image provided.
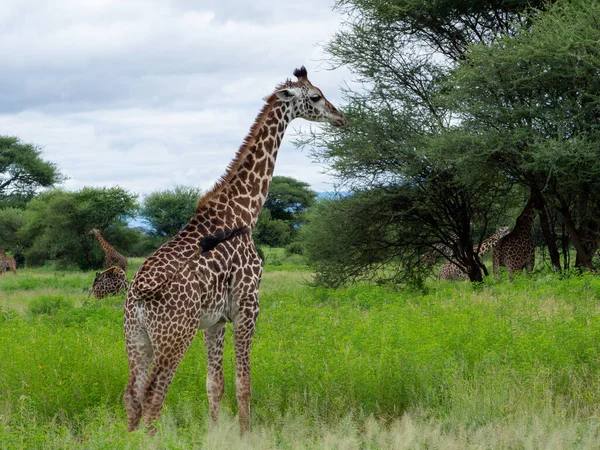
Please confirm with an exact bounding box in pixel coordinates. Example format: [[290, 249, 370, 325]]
[[92, 266, 128, 299]]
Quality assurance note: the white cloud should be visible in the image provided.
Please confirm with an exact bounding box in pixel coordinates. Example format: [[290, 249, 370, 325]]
[[0, 0, 351, 196]]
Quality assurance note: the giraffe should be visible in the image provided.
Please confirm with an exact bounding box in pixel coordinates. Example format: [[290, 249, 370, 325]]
[[90, 266, 128, 299], [438, 226, 510, 281], [0, 249, 16, 275], [493, 198, 537, 278], [123, 67, 346, 435], [89, 228, 128, 271]]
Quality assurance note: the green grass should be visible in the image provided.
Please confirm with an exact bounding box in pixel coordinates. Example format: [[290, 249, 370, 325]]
[[1, 264, 600, 448]]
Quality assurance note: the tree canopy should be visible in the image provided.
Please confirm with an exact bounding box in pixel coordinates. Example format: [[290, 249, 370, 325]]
[[0, 136, 62, 207], [446, 0, 600, 269], [300, 0, 546, 284], [19, 187, 138, 270], [254, 176, 317, 248], [140, 186, 202, 237]]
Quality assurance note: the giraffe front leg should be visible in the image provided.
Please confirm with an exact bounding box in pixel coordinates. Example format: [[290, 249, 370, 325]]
[[204, 322, 226, 423], [233, 302, 259, 434]]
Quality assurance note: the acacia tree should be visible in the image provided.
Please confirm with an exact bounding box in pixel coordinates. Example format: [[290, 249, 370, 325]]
[[446, 0, 600, 270], [140, 186, 202, 237], [263, 176, 316, 225], [300, 0, 547, 284], [254, 176, 316, 247], [20, 187, 137, 269], [0, 136, 62, 207]]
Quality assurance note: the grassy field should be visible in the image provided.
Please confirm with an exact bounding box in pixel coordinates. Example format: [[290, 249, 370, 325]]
[[1, 258, 600, 449]]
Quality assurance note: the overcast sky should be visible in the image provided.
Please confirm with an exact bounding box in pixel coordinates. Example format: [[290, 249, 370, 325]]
[[0, 0, 351, 198]]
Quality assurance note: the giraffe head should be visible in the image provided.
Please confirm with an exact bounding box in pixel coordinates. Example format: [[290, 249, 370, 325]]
[[89, 228, 100, 236], [497, 226, 511, 238], [269, 66, 346, 127]]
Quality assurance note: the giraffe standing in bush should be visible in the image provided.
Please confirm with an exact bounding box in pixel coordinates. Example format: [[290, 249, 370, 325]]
[[438, 226, 510, 281], [123, 67, 346, 434], [493, 199, 537, 278], [89, 228, 128, 271]]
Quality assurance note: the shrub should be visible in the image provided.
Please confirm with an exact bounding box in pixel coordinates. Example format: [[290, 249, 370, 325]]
[[285, 241, 305, 256], [28, 295, 73, 316]]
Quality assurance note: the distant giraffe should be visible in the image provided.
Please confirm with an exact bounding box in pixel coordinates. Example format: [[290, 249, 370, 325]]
[[89, 228, 128, 271], [438, 226, 510, 281], [0, 249, 16, 275], [123, 67, 346, 435], [493, 198, 536, 278], [90, 266, 128, 299]]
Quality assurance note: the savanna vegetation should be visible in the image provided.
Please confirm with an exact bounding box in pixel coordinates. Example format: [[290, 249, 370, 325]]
[[2, 263, 600, 449], [2, 0, 600, 448], [301, 0, 600, 284]]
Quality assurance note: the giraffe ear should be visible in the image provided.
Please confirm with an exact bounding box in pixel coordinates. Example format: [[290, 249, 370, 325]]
[[273, 87, 300, 102]]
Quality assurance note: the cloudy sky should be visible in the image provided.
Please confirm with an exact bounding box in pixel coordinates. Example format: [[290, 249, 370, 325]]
[[0, 0, 351, 198]]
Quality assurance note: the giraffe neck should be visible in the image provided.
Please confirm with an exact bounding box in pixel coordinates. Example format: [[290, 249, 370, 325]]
[[197, 98, 292, 228], [95, 232, 116, 254], [476, 232, 503, 257], [515, 201, 536, 232]]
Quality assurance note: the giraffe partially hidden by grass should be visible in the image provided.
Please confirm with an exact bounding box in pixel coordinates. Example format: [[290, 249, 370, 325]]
[[438, 226, 510, 281], [90, 266, 128, 299], [123, 67, 346, 435], [89, 228, 128, 271]]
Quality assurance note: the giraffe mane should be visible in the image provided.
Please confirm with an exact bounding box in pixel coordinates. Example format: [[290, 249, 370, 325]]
[[196, 78, 301, 212]]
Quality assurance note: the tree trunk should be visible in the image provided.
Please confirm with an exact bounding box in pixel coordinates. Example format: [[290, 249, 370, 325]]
[[561, 209, 593, 270], [531, 185, 561, 271], [467, 260, 483, 282], [561, 218, 570, 270]]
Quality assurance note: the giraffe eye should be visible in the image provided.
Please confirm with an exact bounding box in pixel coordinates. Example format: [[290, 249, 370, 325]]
[[310, 95, 322, 102]]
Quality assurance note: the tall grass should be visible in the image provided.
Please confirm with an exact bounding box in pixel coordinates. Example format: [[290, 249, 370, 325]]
[[1, 268, 600, 448]]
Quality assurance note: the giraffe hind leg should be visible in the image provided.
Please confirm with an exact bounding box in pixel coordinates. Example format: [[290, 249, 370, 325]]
[[526, 250, 535, 274], [141, 326, 197, 432], [204, 322, 226, 423], [234, 302, 259, 434], [124, 302, 154, 432]]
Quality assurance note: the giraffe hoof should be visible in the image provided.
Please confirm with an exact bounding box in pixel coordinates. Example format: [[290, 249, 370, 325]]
[[147, 427, 158, 437]]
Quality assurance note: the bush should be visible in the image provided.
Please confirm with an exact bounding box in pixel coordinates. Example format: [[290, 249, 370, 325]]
[[254, 209, 292, 247], [285, 241, 305, 256], [28, 295, 73, 316]]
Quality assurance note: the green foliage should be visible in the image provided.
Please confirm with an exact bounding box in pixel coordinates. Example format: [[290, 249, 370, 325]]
[[0, 207, 27, 263], [284, 241, 304, 256], [139, 185, 202, 237], [254, 176, 316, 248], [254, 209, 291, 248], [264, 176, 316, 223], [28, 295, 73, 316], [445, 0, 600, 267], [19, 187, 138, 270], [0, 135, 63, 207], [298, 0, 544, 285]]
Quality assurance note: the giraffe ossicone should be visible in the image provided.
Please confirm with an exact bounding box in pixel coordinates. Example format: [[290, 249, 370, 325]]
[[123, 66, 345, 434]]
